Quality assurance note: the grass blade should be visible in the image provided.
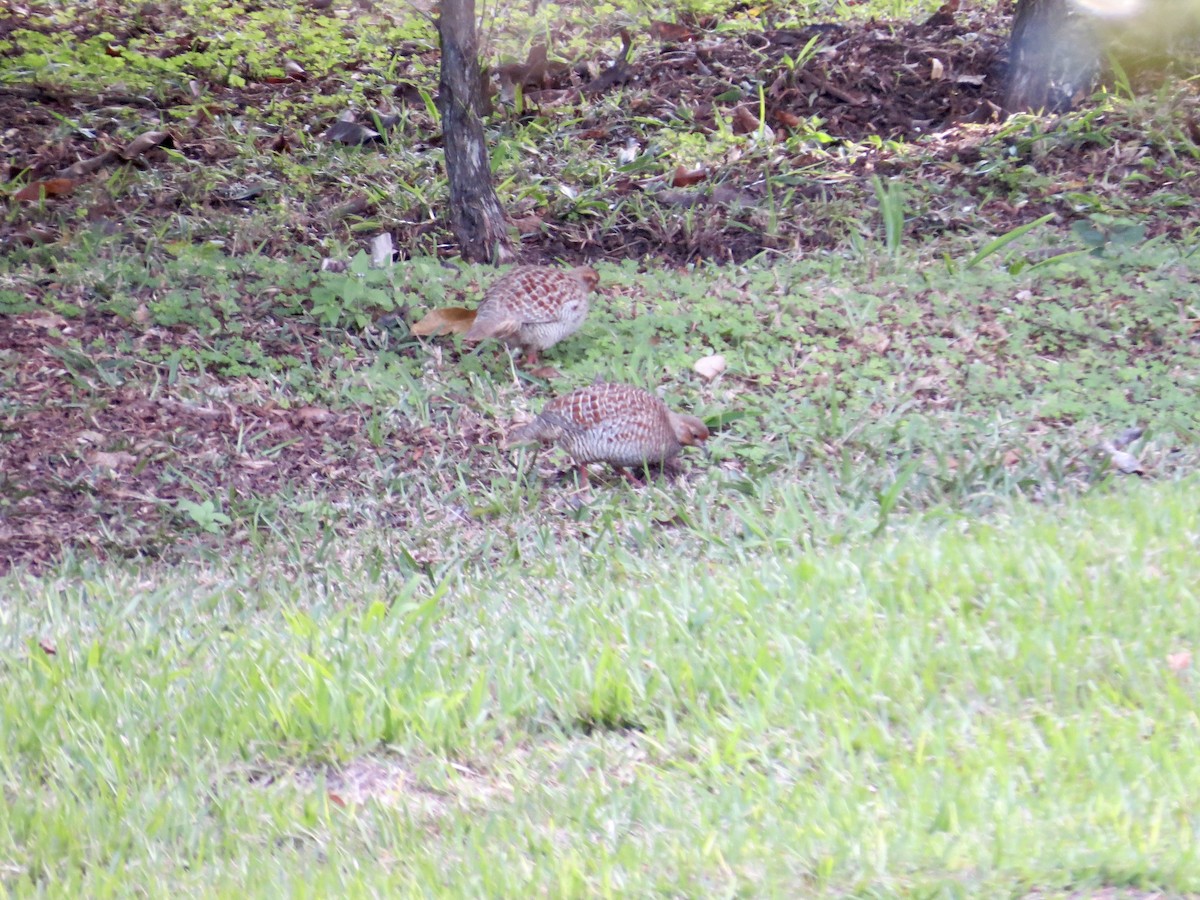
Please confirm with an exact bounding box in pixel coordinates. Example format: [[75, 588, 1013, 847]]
[[965, 212, 1056, 269]]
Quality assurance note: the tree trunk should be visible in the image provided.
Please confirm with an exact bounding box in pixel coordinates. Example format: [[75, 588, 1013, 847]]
[[1006, 0, 1100, 113], [437, 0, 512, 263]]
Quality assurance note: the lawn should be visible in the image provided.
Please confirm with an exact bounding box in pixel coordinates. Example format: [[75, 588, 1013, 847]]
[[2, 480, 1198, 895]]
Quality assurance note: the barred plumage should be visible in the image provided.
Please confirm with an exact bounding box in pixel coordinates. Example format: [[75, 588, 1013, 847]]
[[464, 264, 599, 365], [508, 382, 709, 484]]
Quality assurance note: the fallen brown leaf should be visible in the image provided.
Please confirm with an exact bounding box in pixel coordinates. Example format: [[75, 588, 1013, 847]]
[[21, 311, 68, 329], [14, 178, 77, 202], [294, 406, 333, 427], [649, 21, 695, 42], [912, 375, 942, 392], [11, 225, 57, 245], [76, 429, 106, 446], [61, 150, 118, 178], [774, 109, 803, 129], [511, 213, 544, 235], [121, 130, 170, 160], [236, 458, 275, 471], [672, 165, 708, 187], [732, 105, 761, 135], [410, 307, 477, 337]]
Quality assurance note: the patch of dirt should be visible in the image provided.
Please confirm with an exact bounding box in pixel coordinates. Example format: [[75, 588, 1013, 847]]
[[0, 5, 1020, 260], [0, 309, 511, 572], [247, 753, 510, 818], [4, 3, 1199, 264], [0, 313, 353, 565], [4, 3, 1200, 265]]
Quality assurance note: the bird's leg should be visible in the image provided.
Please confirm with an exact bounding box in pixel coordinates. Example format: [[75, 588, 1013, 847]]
[[514, 443, 540, 478], [565, 469, 591, 510], [523, 348, 540, 367], [616, 466, 644, 487]]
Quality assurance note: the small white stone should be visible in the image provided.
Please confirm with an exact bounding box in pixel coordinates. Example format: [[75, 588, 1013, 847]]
[[693, 354, 727, 381]]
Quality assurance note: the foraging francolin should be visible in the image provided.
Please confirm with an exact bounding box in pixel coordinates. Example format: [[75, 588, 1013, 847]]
[[507, 382, 709, 485], [464, 264, 599, 366]]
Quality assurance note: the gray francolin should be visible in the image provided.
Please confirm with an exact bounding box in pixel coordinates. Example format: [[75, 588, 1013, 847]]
[[464, 264, 600, 365], [507, 382, 709, 485]]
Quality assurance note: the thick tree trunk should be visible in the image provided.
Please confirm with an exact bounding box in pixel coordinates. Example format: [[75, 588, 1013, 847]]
[[437, 0, 512, 263], [1006, 0, 1100, 113]]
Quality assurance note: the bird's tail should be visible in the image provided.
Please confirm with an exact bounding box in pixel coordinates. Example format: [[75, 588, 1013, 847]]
[[506, 420, 545, 445], [505, 411, 575, 448], [464, 313, 519, 343]]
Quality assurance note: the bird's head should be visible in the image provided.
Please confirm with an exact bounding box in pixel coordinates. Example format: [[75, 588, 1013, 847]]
[[571, 266, 601, 292], [669, 413, 710, 448]]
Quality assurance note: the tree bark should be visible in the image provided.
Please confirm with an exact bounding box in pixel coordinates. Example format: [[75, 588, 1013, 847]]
[[437, 0, 512, 263], [1006, 0, 1100, 113]]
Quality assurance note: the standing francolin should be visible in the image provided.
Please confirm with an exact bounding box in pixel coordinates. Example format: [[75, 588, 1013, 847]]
[[464, 265, 599, 366]]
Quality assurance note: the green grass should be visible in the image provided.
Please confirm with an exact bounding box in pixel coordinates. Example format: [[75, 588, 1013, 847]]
[[3, 234, 1197, 566], [2, 480, 1198, 895], [4, 1, 1200, 893]]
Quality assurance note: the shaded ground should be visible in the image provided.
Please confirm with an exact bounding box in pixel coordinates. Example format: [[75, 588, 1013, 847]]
[[3, 2, 1197, 261], [0, 306, 508, 570], [2, 1, 1199, 572], [0, 3, 1042, 259], [1, 312, 369, 563]]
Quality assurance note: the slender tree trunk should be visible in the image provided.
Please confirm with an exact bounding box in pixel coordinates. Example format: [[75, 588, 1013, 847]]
[[437, 0, 512, 263], [1006, 0, 1100, 113]]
